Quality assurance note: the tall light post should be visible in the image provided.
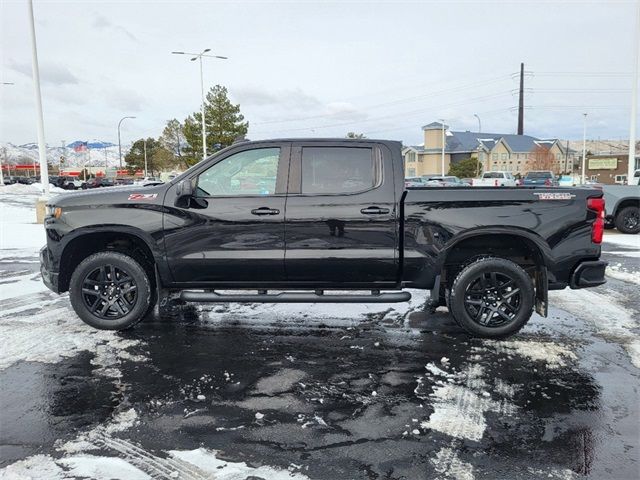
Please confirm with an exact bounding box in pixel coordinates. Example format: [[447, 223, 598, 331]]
[[143, 139, 148, 178], [172, 49, 227, 160], [27, 0, 48, 195], [581, 113, 588, 185], [474, 114, 482, 133], [118, 116, 136, 171], [439, 119, 446, 175], [628, 1, 639, 182]]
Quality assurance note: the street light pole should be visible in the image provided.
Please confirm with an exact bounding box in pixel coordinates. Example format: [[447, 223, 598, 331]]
[[172, 49, 227, 161], [628, 1, 639, 182], [143, 139, 148, 177], [118, 116, 136, 171], [474, 114, 481, 133], [581, 113, 588, 185], [439, 119, 446, 175], [27, 0, 48, 195]]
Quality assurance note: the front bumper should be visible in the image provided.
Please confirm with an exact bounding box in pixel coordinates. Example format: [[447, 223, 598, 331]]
[[39, 246, 60, 293], [570, 260, 607, 289]]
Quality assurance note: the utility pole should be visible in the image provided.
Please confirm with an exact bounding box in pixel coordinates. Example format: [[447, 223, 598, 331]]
[[27, 0, 49, 194], [517, 62, 524, 135], [628, 1, 639, 182], [564, 140, 570, 175], [581, 113, 588, 185]]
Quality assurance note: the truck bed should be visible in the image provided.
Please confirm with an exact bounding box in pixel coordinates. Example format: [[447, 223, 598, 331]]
[[401, 186, 602, 289]]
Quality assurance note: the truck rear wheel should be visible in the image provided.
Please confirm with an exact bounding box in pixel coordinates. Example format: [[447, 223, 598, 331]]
[[614, 206, 640, 234], [69, 251, 151, 330], [448, 257, 534, 338]]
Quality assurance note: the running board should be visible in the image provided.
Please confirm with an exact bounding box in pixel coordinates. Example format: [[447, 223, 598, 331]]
[[179, 290, 411, 303]]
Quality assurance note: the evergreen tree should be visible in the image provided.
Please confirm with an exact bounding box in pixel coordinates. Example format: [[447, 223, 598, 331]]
[[346, 132, 366, 139], [448, 157, 483, 179], [183, 85, 248, 162]]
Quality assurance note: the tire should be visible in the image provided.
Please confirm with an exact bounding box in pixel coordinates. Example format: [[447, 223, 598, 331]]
[[69, 251, 152, 330], [448, 257, 534, 338], [614, 206, 640, 234]]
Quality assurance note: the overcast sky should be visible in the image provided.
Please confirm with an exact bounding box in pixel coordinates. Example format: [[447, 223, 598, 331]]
[[1, 0, 638, 148]]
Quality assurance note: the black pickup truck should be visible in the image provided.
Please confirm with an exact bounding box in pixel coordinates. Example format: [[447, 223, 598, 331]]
[[40, 138, 607, 338]]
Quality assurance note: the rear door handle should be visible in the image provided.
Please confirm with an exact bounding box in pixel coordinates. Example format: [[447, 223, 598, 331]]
[[360, 206, 390, 215], [251, 207, 280, 216]]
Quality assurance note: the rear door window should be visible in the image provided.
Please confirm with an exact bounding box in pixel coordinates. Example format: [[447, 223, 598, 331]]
[[301, 147, 376, 194]]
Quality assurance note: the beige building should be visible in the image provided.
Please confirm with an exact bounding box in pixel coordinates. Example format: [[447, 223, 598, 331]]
[[403, 122, 578, 177]]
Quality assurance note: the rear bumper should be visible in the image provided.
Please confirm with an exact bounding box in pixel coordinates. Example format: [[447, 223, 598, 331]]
[[39, 246, 60, 293], [570, 260, 607, 289]]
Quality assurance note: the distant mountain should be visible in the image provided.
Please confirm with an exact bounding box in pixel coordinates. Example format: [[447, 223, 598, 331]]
[[1, 141, 127, 169]]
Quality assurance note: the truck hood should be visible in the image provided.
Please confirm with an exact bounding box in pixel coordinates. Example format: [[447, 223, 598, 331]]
[[49, 184, 169, 208]]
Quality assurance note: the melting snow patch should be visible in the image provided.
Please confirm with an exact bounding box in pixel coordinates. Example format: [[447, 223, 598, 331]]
[[419, 365, 516, 442], [169, 447, 311, 479], [489, 340, 577, 369], [432, 447, 474, 480]]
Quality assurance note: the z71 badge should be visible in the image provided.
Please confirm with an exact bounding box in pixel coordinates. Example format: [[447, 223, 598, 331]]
[[533, 192, 576, 200], [128, 193, 158, 201]]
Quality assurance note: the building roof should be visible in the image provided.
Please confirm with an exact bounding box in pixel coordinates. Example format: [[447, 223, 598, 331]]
[[422, 121, 448, 130], [407, 128, 565, 154]]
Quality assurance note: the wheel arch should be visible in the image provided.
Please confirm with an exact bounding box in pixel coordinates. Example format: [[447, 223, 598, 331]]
[[612, 197, 640, 218], [58, 226, 163, 293]]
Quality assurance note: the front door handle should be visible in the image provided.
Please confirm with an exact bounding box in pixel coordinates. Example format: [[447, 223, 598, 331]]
[[251, 207, 280, 216], [360, 206, 390, 215]]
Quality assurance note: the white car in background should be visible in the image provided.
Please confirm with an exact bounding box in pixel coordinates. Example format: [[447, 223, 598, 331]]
[[134, 176, 164, 186], [471, 171, 518, 187]]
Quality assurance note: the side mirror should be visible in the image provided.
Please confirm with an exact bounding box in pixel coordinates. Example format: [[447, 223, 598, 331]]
[[176, 179, 194, 198]]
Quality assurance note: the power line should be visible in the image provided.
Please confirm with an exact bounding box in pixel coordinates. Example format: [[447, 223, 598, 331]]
[[252, 74, 514, 126]]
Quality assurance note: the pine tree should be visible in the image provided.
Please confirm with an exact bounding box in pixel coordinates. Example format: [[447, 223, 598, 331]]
[[183, 85, 249, 162]]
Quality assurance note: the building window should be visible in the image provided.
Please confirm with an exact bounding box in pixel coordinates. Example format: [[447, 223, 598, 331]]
[[501, 153, 507, 160], [492, 153, 498, 161]]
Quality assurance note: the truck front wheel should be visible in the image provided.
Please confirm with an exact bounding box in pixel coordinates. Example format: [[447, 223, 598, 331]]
[[69, 251, 152, 330], [448, 257, 534, 338], [614, 206, 640, 234]]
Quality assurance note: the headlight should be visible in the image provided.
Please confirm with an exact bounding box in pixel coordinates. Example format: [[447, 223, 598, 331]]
[[46, 205, 62, 218]]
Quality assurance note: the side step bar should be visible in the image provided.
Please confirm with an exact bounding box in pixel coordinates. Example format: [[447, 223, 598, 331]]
[[180, 290, 411, 304]]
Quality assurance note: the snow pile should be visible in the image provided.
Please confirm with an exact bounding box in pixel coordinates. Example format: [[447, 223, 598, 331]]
[[603, 232, 640, 251], [0, 182, 65, 195], [606, 263, 640, 285]]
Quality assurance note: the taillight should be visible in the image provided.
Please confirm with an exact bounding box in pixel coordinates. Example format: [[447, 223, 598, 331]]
[[587, 197, 605, 244]]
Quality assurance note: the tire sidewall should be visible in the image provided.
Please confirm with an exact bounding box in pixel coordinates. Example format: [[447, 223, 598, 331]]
[[69, 251, 151, 330], [449, 258, 534, 338]]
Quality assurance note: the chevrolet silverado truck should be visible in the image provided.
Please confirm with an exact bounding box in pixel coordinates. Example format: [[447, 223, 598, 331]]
[[40, 138, 607, 338]]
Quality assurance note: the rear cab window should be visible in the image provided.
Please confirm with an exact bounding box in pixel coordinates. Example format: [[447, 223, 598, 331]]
[[300, 146, 379, 195]]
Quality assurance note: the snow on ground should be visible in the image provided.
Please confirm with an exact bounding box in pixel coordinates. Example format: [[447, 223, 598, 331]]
[[0, 187, 639, 480], [602, 231, 640, 252]]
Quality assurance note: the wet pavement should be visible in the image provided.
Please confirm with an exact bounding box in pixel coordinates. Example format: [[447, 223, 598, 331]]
[[1, 231, 639, 479]]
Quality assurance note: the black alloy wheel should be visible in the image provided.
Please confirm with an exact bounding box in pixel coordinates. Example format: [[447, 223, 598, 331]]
[[81, 264, 138, 319], [615, 206, 640, 234], [69, 251, 152, 330], [463, 271, 522, 328], [448, 257, 535, 338]]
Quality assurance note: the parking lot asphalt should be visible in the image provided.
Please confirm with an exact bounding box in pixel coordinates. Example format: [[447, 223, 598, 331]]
[[0, 193, 639, 480]]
